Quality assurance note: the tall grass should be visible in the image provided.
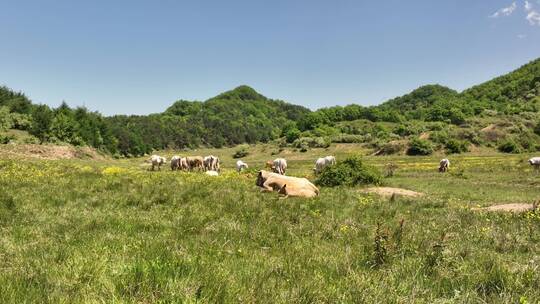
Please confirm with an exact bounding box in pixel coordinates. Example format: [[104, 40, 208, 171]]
[[0, 150, 539, 302]]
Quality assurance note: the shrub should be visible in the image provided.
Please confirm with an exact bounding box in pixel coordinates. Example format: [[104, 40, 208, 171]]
[[233, 147, 249, 158], [316, 156, 382, 187], [498, 140, 521, 154], [445, 139, 469, 154], [377, 142, 405, 155], [430, 131, 449, 145], [0, 133, 15, 144], [384, 163, 398, 177], [407, 138, 433, 156], [534, 121, 540, 136], [285, 128, 301, 143], [331, 134, 365, 143]]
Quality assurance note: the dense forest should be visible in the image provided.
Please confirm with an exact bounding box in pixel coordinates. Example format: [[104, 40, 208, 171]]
[[1, 57, 540, 156]]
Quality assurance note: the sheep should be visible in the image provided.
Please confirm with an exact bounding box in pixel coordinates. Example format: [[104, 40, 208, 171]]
[[236, 160, 249, 172]]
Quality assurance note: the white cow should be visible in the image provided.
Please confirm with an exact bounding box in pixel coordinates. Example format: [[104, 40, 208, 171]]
[[170, 155, 181, 171], [236, 160, 249, 172], [204, 155, 220, 172], [179, 157, 189, 171], [150, 155, 167, 171], [439, 158, 450, 173], [272, 158, 288, 175], [528, 157, 540, 171], [324, 155, 336, 165], [314, 155, 337, 174]]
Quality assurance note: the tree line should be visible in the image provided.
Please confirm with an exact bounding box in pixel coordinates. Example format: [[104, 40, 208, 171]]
[[1, 58, 539, 156]]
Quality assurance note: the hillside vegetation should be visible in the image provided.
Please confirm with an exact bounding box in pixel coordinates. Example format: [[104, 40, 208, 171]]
[[1, 58, 540, 156]]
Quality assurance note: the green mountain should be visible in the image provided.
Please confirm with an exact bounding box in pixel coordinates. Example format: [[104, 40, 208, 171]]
[[106, 85, 310, 155], [463, 58, 540, 104], [2, 57, 540, 156]]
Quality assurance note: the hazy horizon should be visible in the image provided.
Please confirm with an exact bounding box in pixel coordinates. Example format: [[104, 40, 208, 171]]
[[1, 0, 540, 115]]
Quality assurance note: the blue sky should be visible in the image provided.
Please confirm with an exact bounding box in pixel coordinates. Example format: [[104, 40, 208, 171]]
[[1, 0, 539, 115]]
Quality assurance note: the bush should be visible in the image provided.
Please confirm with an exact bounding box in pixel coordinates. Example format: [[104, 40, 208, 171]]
[[407, 138, 433, 156], [233, 147, 249, 158], [430, 131, 449, 145], [377, 142, 405, 155], [331, 134, 365, 143], [0, 133, 15, 144], [498, 140, 521, 154], [445, 139, 469, 154], [316, 156, 383, 187], [285, 128, 301, 143]]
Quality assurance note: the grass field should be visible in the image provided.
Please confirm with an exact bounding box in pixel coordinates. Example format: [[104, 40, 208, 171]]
[[1, 144, 540, 303]]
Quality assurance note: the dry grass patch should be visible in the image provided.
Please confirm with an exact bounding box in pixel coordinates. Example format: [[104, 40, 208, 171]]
[[361, 187, 424, 198]]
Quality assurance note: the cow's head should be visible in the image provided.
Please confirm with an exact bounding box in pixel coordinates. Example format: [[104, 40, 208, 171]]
[[256, 170, 272, 187], [256, 171, 265, 187]]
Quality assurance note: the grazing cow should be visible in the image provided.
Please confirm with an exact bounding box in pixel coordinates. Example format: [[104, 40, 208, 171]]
[[529, 157, 540, 171], [324, 155, 336, 165], [203, 155, 220, 172], [256, 170, 319, 198], [150, 155, 166, 171], [272, 158, 287, 175], [170, 155, 181, 171], [439, 158, 450, 173], [205, 170, 219, 176], [186, 156, 204, 171], [179, 157, 189, 171], [236, 160, 249, 172], [314, 155, 337, 174], [265, 160, 274, 170]]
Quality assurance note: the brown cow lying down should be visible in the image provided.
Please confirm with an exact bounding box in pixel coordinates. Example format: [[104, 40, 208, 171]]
[[256, 170, 319, 198]]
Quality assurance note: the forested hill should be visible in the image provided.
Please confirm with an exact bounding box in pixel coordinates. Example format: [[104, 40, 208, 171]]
[[463, 58, 540, 103], [106, 86, 310, 155], [1, 57, 539, 156]]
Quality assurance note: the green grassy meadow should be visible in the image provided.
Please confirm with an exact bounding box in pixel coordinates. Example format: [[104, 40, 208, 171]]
[[1, 144, 540, 303]]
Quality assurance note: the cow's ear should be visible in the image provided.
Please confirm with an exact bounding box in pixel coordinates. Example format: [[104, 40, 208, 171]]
[[282, 184, 287, 189]]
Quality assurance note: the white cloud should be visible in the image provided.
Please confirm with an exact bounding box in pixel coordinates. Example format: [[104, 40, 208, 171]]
[[525, 1, 533, 11], [517, 34, 527, 38], [490, 2, 517, 17], [526, 10, 540, 25]]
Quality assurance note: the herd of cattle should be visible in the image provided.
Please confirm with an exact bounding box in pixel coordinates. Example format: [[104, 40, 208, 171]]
[[147, 154, 540, 198]]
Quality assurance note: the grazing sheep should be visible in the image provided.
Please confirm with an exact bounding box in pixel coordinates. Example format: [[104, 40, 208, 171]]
[[439, 158, 450, 173], [236, 160, 249, 172], [314, 155, 336, 174], [186, 156, 204, 171], [272, 158, 288, 175], [256, 170, 319, 198], [529, 157, 540, 171], [170, 155, 181, 171], [205, 170, 219, 176], [150, 155, 166, 171]]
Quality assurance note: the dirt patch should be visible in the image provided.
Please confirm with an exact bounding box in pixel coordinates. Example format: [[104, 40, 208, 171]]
[[0, 144, 106, 160], [419, 132, 430, 140], [480, 124, 496, 133], [472, 203, 536, 213], [362, 187, 424, 198]]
